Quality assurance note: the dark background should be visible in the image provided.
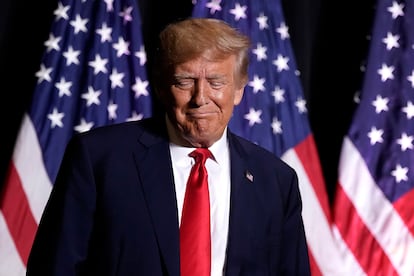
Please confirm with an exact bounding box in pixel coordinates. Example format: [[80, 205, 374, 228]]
[[0, 0, 376, 203]]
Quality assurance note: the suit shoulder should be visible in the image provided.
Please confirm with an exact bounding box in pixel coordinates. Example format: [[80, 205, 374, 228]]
[[229, 132, 296, 173], [76, 117, 163, 140], [66, 117, 167, 152]]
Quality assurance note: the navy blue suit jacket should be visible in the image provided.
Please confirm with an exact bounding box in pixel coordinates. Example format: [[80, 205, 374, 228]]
[[26, 116, 310, 276]]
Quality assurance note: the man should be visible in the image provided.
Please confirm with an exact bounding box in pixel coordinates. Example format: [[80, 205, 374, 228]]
[[26, 18, 311, 275]]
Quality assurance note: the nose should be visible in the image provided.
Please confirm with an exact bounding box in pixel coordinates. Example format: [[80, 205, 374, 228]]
[[192, 79, 209, 106]]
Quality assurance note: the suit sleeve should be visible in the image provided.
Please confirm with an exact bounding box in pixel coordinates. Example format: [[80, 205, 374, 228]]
[[26, 135, 96, 276], [281, 169, 311, 275]]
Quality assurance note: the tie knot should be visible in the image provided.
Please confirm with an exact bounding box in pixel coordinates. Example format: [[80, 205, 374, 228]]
[[189, 148, 212, 164]]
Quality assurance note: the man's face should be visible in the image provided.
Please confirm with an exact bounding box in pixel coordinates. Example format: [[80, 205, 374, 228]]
[[163, 55, 245, 147]]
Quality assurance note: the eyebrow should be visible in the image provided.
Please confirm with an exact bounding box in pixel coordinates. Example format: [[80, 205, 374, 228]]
[[173, 73, 227, 80]]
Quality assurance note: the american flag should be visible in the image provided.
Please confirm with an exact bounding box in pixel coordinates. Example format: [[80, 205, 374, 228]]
[[333, 0, 414, 275], [0, 0, 152, 274], [192, 0, 343, 274]]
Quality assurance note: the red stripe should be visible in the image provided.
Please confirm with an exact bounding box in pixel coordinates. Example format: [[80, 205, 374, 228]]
[[393, 188, 414, 236], [294, 134, 331, 275], [0, 162, 38, 266], [307, 249, 322, 276], [295, 134, 331, 222], [333, 183, 398, 276]]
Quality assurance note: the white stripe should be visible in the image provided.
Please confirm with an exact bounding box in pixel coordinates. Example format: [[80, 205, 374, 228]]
[[331, 225, 367, 276], [339, 137, 414, 275], [283, 149, 363, 276], [0, 213, 26, 276], [13, 114, 52, 224]]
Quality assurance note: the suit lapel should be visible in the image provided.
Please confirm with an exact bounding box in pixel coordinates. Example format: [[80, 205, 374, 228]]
[[129, 124, 257, 275], [225, 133, 257, 274], [132, 119, 180, 276]]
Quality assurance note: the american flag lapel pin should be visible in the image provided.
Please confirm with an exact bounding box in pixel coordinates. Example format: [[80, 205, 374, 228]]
[[245, 170, 254, 183]]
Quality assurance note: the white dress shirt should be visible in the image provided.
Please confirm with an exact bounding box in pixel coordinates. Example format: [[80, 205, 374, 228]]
[[169, 130, 231, 276]]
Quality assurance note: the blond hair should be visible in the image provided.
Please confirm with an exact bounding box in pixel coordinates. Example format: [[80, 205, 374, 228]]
[[154, 18, 251, 88]]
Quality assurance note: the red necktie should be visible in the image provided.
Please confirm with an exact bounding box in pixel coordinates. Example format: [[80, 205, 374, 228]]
[[180, 148, 212, 276]]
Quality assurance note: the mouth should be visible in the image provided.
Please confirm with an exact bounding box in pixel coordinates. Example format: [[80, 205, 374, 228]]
[[187, 111, 215, 119]]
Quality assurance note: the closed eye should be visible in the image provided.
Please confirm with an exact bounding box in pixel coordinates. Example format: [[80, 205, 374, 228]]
[[173, 78, 194, 90], [172, 77, 227, 90], [209, 80, 225, 89]]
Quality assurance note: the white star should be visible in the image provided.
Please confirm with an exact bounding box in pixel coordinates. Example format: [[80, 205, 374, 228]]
[[119, 6, 133, 24], [70, 14, 88, 34], [244, 108, 262, 126], [132, 77, 149, 98], [110, 69, 125, 89], [382, 32, 400, 50], [96, 23, 112, 43], [127, 111, 144, 121], [88, 54, 108, 75], [377, 63, 394, 82], [47, 108, 64, 128], [104, 0, 114, 12], [402, 101, 414, 119], [107, 101, 118, 120], [81, 86, 102, 106], [295, 97, 307, 113], [229, 3, 247, 21], [276, 22, 289, 40], [35, 64, 53, 83], [407, 70, 414, 88], [256, 13, 268, 30], [62, 46, 81, 66], [113, 37, 130, 57], [372, 95, 389, 113], [271, 117, 282, 134], [54, 2, 70, 21], [396, 133, 414, 152], [44, 33, 61, 52], [391, 164, 408, 183], [271, 86, 285, 103], [55, 77, 72, 97], [248, 75, 266, 94], [272, 54, 289, 72], [387, 1, 404, 19], [206, 0, 222, 14], [367, 127, 384, 145], [134, 45, 147, 66], [252, 43, 267, 61], [74, 118, 94, 133]]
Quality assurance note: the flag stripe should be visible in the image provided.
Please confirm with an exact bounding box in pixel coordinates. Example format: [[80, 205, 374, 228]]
[[283, 143, 347, 275], [14, 114, 53, 223], [393, 188, 414, 235], [0, 213, 26, 275], [294, 135, 331, 219], [0, 115, 53, 270], [334, 184, 397, 276], [331, 225, 367, 276], [0, 163, 37, 266], [337, 137, 414, 275], [307, 250, 322, 276]]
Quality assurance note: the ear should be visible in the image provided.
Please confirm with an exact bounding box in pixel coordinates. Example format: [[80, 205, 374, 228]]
[[233, 86, 245, 105]]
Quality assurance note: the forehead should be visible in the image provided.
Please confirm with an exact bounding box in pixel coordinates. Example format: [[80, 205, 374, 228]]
[[173, 55, 236, 77]]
